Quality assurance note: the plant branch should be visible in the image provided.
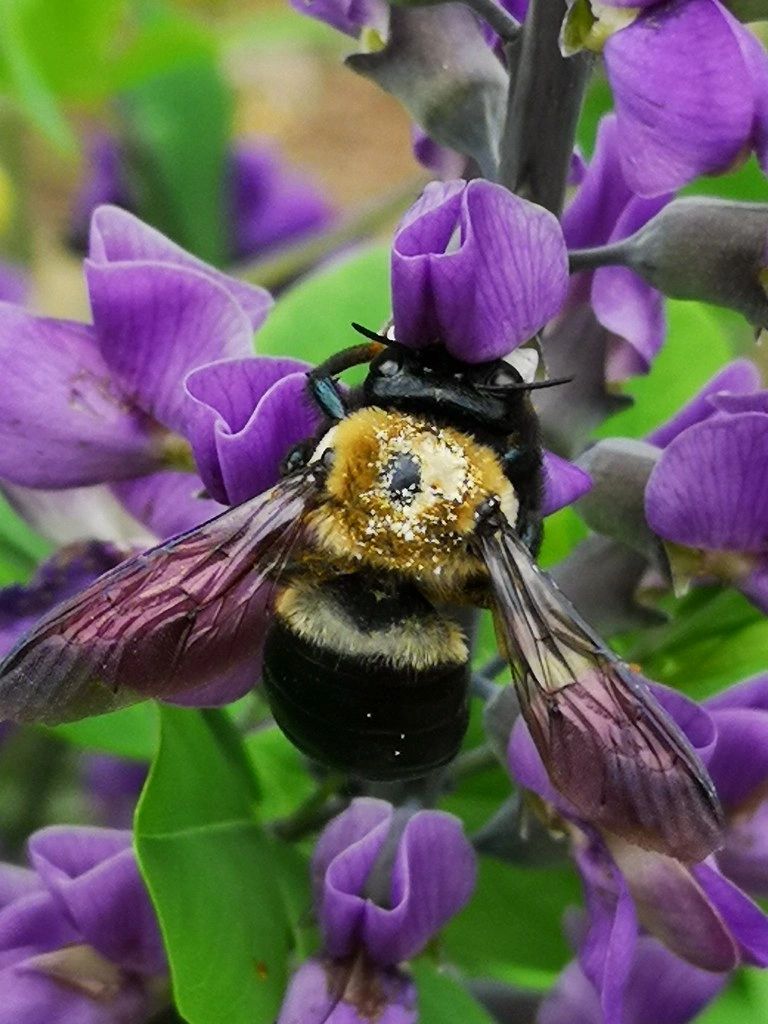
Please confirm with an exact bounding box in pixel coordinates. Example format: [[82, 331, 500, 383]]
[[271, 775, 347, 843], [461, 0, 521, 42], [497, 0, 591, 214]]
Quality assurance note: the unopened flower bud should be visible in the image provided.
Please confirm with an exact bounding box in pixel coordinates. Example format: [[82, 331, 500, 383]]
[[619, 198, 768, 329]]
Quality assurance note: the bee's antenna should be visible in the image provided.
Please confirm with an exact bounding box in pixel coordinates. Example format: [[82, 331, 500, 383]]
[[520, 375, 574, 391], [351, 322, 391, 345], [476, 376, 574, 394]]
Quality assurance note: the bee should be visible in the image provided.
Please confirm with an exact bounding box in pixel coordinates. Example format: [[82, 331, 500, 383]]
[[0, 326, 722, 861]]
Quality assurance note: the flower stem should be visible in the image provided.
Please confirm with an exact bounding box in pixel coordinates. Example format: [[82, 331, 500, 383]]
[[497, 0, 592, 214], [271, 773, 347, 842], [569, 240, 632, 272], [461, 0, 521, 42]]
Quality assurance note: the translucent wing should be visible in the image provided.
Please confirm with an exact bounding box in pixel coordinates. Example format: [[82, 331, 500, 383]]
[[479, 524, 723, 861], [0, 468, 322, 724]]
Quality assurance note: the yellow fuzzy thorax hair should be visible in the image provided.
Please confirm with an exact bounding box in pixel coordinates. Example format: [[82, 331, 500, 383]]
[[304, 407, 518, 591]]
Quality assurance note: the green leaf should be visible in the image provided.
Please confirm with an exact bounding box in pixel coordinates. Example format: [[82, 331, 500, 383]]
[[15, 0, 124, 103], [411, 961, 496, 1024], [0, 0, 76, 154], [441, 857, 576, 982], [245, 726, 315, 821], [0, 491, 53, 587], [256, 244, 391, 366], [48, 702, 158, 760], [698, 969, 768, 1023], [595, 300, 733, 442], [119, 56, 231, 265], [136, 706, 310, 1024]]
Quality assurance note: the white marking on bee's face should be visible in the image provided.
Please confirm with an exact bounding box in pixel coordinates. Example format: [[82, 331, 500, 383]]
[[308, 426, 338, 463]]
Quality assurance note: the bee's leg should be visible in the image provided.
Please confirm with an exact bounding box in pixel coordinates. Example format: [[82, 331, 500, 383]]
[[307, 375, 347, 421], [306, 341, 383, 421]]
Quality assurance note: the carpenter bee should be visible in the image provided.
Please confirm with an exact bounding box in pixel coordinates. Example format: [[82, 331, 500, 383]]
[[0, 326, 722, 861]]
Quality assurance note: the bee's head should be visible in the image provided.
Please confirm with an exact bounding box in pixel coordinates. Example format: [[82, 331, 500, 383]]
[[362, 343, 533, 433]]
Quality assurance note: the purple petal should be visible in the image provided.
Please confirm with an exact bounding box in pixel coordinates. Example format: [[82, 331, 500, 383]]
[[1, 483, 155, 548], [561, 115, 634, 250], [706, 673, 768, 714], [606, 839, 738, 971], [693, 861, 768, 966], [69, 135, 133, 252], [541, 451, 592, 516], [538, 961, 601, 1024], [645, 412, 768, 552], [647, 359, 761, 449], [185, 357, 320, 505], [507, 718, 560, 806], [717, 801, 768, 899], [0, 866, 42, 912], [82, 755, 147, 830], [112, 471, 223, 540], [0, 965, 150, 1024], [165, 658, 262, 708], [578, 862, 637, 1024], [28, 827, 165, 976], [706, 707, 768, 809], [288, 0, 389, 37], [738, 556, 768, 614], [648, 682, 717, 764], [592, 197, 670, 378], [0, 889, 78, 956], [410, 127, 467, 180], [0, 306, 159, 487], [361, 810, 476, 964], [316, 801, 392, 958], [0, 543, 127, 658], [88, 206, 271, 331], [621, 934, 727, 1024], [0, 263, 28, 306], [392, 180, 568, 362], [229, 144, 334, 263], [278, 958, 416, 1024], [85, 261, 256, 436], [605, 0, 757, 196]]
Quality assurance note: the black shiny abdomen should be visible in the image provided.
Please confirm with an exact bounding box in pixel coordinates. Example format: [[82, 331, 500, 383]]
[[262, 618, 470, 781]]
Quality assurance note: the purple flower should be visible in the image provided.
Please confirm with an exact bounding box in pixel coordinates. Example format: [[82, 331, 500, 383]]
[[81, 755, 147, 830], [0, 826, 166, 1023], [289, 0, 388, 37], [644, 360, 768, 612], [71, 135, 333, 264], [560, 113, 672, 380], [508, 679, 768, 1023], [0, 204, 268, 514], [0, 541, 128, 658], [391, 180, 569, 363], [603, 0, 768, 196], [704, 674, 768, 898], [539, 931, 726, 1024], [278, 799, 475, 1024]]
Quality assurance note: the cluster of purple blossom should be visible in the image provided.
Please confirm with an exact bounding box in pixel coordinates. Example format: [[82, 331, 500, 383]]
[[0, 0, 766, 1020]]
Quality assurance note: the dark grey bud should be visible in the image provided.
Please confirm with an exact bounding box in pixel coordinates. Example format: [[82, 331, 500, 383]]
[[482, 684, 520, 763], [473, 794, 569, 867], [575, 438, 668, 571], [573, 198, 768, 330], [552, 534, 667, 637], [346, 5, 508, 179], [467, 979, 543, 1024]]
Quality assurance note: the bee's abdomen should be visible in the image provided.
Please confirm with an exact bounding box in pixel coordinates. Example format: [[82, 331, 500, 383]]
[[262, 577, 470, 780]]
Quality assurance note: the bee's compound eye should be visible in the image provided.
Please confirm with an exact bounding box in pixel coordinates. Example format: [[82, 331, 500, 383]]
[[376, 358, 401, 378]]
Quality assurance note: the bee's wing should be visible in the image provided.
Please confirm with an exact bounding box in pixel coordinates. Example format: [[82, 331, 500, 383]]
[[0, 468, 322, 724], [479, 524, 723, 861]]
